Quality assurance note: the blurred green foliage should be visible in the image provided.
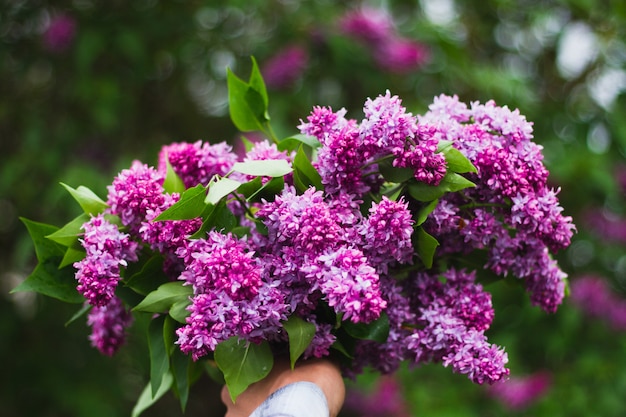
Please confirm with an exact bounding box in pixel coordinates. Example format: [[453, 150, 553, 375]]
[[2, 0, 626, 416]]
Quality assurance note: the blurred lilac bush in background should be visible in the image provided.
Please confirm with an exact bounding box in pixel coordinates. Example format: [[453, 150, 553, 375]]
[[2, 1, 626, 416]]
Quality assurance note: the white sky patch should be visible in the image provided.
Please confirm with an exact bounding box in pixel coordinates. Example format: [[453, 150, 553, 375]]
[[557, 21, 599, 79]]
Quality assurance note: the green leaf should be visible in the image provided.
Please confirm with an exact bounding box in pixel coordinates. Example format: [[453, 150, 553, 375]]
[[149, 316, 170, 397], [283, 316, 316, 369], [59, 246, 85, 268], [156, 184, 207, 221], [133, 282, 193, 313], [124, 255, 170, 296], [244, 176, 285, 203], [277, 134, 321, 152], [190, 200, 237, 239], [438, 141, 477, 174], [342, 312, 390, 343], [231, 160, 292, 177], [416, 227, 439, 269], [46, 213, 90, 247], [416, 199, 439, 226], [443, 172, 476, 192], [21, 218, 66, 262], [169, 299, 191, 323], [11, 261, 84, 303], [61, 183, 108, 215], [205, 177, 242, 205], [170, 348, 192, 412], [227, 68, 264, 132], [292, 145, 323, 192], [378, 158, 415, 183], [248, 56, 269, 110], [65, 303, 91, 327], [215, 338, 273, 403], [131, 372, 173, 417], [163, 159, 186, 194], [408, 173, 475, 202]]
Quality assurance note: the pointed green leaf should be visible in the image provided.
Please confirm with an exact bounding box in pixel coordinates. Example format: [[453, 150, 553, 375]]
[[190, 200, 237, 239], [21, 218, 66, 262], [169, 299, 191, 323], [277, 134, 321, 152], [438, 141, 477, 174], [227, 68, 264, 132], [283, 316, 316, 369], [378, 158, 415, 183], [205, 177, 242, 205], [133, 282, 193, 313], [416, 199, 439, 226], [293, 145, 323, 192], [131, 372, 173, 417], [124, 255, 170, 296], [245, 176, 284, 203], [11, 261, 83, 303], [156, 184, 207, 221], [163, 159, 186, 194], [215, 338, 273, 403], [46, 213, 90, 247], [408, 173, 475, 202], [65, 303, 91, 327], [170, 348, 192, 412], [443, 172, 476, 192], [149, 316, 170, 397], [416, 227, 439, 269], [231, 160, 292, 177], [342, 312, 389, 343], [248, 56, 268, 109], [61, 183, 108, 215], [59, 246, 86, 268]]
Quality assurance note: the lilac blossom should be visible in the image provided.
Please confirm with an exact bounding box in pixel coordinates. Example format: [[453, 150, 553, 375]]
[[74, 214, 138, 307], [359, 196, 414, 272], [106, 161, 165, 234], [303, 246, 386, 324], [158, 140, 237, 188], [87, 297, 133, 356], [176, 232, 287, 359], [262, 45, 309, 90], [405, 269, 507, 384], [420, 95, 575, 313], [359, 90, 418, 155]]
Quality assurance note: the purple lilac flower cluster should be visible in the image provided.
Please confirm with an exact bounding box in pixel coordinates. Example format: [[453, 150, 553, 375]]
[[419, 95, 576, 313], [299, 91, 446, 195], [69, 91, 572, 387]]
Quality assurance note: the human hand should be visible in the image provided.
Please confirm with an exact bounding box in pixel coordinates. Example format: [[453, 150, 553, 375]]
[[221, 357, 345, 417]]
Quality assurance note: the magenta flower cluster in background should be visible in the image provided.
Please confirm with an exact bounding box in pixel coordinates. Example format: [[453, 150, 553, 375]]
[[42, 13, 77, 53], [339, 6, 429, 73], [344, 375, 411, 417], [68, 90, 573, 386], [487, 371, 552, 411], [570, 275, 626, 331]]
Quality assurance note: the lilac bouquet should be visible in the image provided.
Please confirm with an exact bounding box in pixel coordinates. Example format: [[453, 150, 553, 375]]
[[14, 59, 575, 414]]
